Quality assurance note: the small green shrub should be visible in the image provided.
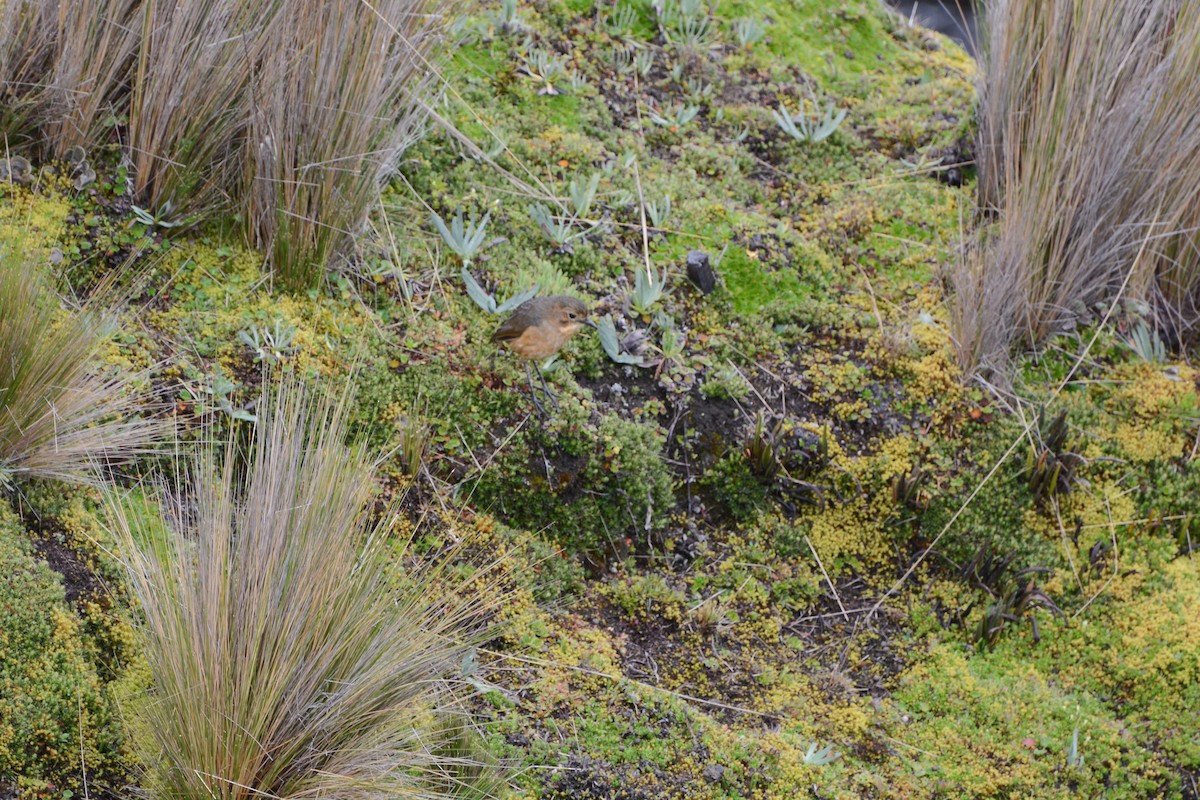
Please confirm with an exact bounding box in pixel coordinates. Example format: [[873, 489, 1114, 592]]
[[699, 452, 768, 523], [699, 363, 751, 400], [606, 573, 686, 623], [473, 412, 675, 557], [0, 505, 125, 796]]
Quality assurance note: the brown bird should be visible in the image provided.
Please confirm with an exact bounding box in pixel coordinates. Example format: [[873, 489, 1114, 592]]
[[491, 295, 596, 412]]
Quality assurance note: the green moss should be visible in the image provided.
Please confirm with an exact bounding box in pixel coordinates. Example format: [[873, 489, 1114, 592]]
[[1014, 558, 1200, 775], [472, 409, 675, 557], [892, 645, 1176, 797], [718, 240, 832, 317], [714, 0, 895, 79], [0, 188, 71, 248], [0, 502, 127, 797]]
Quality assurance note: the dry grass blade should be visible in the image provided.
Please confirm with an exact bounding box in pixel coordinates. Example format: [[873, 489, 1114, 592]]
[[0, 239, 161, 489], [956, 0, 1200, 373], [245, 0, 444, 290], [108, 380, 501, 799]]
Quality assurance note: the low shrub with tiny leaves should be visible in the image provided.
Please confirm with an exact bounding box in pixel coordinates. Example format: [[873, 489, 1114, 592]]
[[0, 506, 126, 797]]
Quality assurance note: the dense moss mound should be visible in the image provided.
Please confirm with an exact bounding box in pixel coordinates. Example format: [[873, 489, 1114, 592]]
[[0, 501, 130, 798]]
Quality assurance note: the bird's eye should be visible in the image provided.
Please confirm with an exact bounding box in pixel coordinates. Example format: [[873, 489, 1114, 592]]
[[568, 312, 577, 319]]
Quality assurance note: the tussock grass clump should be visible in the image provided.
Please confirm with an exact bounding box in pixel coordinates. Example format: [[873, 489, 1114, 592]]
[[0, 241, 158, 489], [5, 0, 444, 287], [246, 0, 443, 290], [128, 0, 276, 224], [0, 1, 54, 145], [45, 0, 143, 156], [109, 381, 496, 799], [0, 0, 141, 155], [955, 0, 1200, 372]]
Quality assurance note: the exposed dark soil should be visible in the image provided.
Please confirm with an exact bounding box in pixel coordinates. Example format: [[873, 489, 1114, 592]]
[[786, 577, 912, 700], [26, 521, 105, 608]]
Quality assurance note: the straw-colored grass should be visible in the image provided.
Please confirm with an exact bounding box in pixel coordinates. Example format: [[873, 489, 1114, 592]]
[[44, 0, 143, 156], [4, 0, 445, 287], [0, 240, 159, 489], [127, 0, 275, 224], [0, 0, 58, 146], [955, 0, 1200, 373], [1, 0, 141, 155], [245, 0, 443, 290], [109, 381, 497, 799]]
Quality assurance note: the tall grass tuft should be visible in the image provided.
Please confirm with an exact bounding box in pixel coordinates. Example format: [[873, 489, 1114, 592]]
[[0, 0, 59, 145], [244, 0, 443, 290], [109, 380, 498, 799], [44, 0, 143, 156], [4, 0, 445, 289], [955, 0, 1200, 373], [127, 0, 276, 224], [0, 240, 160, 489], [1, 0, 142, 155]]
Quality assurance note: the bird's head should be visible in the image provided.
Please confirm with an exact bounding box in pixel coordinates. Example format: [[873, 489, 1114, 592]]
[[549, 296, 596, 337]]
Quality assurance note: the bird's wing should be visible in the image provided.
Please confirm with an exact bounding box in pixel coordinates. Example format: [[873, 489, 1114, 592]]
[[492, 297, 543, 342], [491, 317, 526, 342]]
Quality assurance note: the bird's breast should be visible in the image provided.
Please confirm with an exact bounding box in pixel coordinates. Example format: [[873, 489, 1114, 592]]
[[503, 324, 565, 360]]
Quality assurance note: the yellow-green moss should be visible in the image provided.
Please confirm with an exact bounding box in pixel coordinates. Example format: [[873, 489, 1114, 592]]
[[0, 188, 70, 248], [891, 645, 1174, 797], [0, 501, 128, 797]]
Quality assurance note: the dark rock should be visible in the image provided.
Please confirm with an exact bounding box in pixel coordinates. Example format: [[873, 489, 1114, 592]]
[[686, 250, 718, 294], [702, 763, 725, 783], [939, 166, 963, 187], [887, 0, 978, 55]]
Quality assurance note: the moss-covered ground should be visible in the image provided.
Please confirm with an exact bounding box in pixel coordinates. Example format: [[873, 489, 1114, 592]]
[[2, 0, 1199, 797]]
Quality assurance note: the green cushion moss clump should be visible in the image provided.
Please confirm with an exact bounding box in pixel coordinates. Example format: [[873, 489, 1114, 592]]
[[0, 503, 125, 797]]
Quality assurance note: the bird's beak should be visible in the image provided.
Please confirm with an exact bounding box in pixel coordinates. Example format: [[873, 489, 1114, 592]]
[[583, 319, 598, 330]]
